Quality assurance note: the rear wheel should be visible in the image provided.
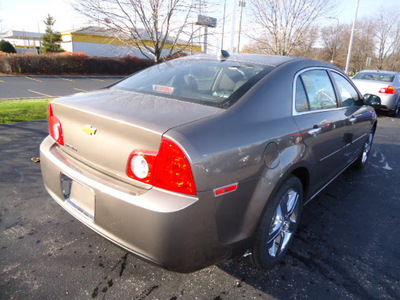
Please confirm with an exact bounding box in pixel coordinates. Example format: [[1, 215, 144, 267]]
[[354, 128, 375, 168], [389, 101, 400, 117], [251, 176, 303, 269]]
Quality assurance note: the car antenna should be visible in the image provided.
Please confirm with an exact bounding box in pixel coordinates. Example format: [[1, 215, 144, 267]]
[[218, 50, 230, 61]]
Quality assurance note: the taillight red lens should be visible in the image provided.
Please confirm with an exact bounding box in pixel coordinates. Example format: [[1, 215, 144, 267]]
[[126, 138, 196, 195], [48, 104, 64, 145], [153, 138, 196, 195], [379, 85, 395, 94]]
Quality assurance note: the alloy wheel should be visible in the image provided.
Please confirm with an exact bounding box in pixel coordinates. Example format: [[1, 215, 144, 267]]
[[361, 132, 374, 164], [267, 189, 300, 258]]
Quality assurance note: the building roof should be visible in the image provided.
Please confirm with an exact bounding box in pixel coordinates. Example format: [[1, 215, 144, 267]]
[[1, 30, 43, 40]]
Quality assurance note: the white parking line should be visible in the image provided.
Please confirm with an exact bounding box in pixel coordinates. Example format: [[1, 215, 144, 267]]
[[25, 76, 42, 82], [28, 89, 54, 97], [90, 78, 105, 82], [62, 78, 76, 82], [74, 88, 87, 92]]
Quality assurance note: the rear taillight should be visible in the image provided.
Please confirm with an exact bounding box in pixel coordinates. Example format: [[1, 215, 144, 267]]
[[126, 150, 157, 183], [379, 85, 395, 94], [126, 138, 196, 195], [47, 104, 64, 145]]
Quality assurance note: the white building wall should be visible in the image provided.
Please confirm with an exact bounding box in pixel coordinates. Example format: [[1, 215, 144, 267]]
[[60, 41, 197, 58], [61, 42, 73, 53], [66, 41, 153, 58]]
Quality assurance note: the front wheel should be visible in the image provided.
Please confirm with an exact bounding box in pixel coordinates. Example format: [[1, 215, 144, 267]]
[[251, 176, 303, 269]]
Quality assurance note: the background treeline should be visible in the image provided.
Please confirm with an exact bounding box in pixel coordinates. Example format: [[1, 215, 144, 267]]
[[242, 1, 400, 75]]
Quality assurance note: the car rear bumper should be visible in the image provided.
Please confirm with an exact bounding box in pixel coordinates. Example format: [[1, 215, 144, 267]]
[[376, 94, 398, 110], [40, 136, 251, 272]]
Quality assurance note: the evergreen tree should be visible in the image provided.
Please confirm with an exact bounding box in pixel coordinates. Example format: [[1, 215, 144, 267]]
[[0, 40, 16, 53], [41, 14, 64, 53]]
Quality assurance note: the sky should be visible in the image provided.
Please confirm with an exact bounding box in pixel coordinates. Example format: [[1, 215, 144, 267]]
[[0, 0, 396, 50]]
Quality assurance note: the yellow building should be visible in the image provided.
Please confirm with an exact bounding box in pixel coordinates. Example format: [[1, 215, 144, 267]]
[[61, 26, 202, 58]]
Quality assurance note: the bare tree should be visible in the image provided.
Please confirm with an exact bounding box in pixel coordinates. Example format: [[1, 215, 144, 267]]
[[73, 0, 212, 63], [320, 23, 346, 63], [375, 10, 400, 70], [247, 0, 338, 56]]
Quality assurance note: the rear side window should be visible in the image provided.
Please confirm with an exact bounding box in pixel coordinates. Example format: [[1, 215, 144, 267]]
[[295, 77, 309, 112], [331, 72, 363, 107], [298, 70, 337, 111]]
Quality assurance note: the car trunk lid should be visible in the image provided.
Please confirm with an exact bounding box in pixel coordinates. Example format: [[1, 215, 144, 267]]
[[50, 89, 222, 187], [352, 79, 394, 95]]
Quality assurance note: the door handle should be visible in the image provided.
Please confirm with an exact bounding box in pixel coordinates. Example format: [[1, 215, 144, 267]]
[[308, 127, 322, 136]]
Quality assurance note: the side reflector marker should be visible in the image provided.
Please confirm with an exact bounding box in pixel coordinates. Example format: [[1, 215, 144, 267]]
[[214, 183, 238, 197]]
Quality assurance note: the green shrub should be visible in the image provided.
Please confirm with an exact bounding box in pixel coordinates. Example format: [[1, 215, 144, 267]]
[[0, 40, 16, 54], [0, 53, 154, 75]]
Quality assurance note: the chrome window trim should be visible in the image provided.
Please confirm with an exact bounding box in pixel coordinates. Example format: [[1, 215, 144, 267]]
[[292, 67, 348, 116]]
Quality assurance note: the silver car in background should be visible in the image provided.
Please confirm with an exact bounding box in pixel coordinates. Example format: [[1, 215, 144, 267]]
[[40, 53, 377, 272], [352, 70, 400, 116]]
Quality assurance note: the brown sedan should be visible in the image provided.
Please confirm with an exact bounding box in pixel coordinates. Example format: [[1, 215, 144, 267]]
[[40, 53, 377, 272]]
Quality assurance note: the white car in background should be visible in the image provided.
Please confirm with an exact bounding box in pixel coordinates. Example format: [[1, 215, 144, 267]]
[[352, 70, 400, 117]]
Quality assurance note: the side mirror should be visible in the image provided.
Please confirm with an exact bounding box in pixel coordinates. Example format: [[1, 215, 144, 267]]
[[364, 94, 381, 107]]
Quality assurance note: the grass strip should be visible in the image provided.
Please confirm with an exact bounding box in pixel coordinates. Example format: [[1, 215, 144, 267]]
[[0, 98, 52, 124]]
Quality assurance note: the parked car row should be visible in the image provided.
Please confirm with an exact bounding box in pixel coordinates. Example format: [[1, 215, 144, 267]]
[[41, 53, 378, 272]]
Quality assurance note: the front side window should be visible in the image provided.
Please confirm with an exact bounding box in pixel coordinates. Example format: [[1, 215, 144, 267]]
[[300, 70, 337, 111], [112, 58, 270, 108], [331, 72, 363, 107]]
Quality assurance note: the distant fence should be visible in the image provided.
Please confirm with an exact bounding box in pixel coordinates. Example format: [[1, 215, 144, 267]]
[[0, 52, 154, 75]]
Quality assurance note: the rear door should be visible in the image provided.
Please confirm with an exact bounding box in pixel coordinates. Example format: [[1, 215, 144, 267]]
[[330, 71, 371, 163], [292, 69, 351, 192]]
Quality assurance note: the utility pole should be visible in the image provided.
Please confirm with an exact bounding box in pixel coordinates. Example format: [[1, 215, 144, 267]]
[[345, 0, 360, 74]]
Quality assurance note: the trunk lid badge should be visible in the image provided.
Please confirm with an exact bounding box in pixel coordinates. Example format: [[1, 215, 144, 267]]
[[83, 124, 97, 135]]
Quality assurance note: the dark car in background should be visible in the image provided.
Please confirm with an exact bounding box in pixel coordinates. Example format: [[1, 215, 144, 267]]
[[40, 53, 377, 272], [352, 70, 400, 116]]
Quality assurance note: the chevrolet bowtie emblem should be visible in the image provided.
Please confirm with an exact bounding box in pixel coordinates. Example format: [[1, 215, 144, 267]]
[[83, 124, 97, 135]]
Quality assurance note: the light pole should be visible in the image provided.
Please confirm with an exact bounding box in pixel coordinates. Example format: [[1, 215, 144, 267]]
[[230, 0, 238, 53], [221, 0, 227, 50], [237, 0, 245, 54], [345, 0, 360, 74], [327, 17, 339, 63]]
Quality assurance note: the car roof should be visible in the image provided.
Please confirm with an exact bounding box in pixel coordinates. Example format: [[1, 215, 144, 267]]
[[184, 53, 300, 67], [357, 70, 399, 75], [182, 53, 342, 74]]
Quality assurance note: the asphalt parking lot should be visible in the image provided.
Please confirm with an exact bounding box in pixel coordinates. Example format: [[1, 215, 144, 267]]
[[0, 116, 399, 299], [0, 75, 124, 99]]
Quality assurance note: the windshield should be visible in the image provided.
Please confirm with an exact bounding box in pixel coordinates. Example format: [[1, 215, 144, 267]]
[[112, 58, 270, 108], [353, 72, 395, 82]]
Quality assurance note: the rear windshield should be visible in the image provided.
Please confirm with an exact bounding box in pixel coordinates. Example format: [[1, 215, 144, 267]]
[[112, 58, 271, 108], [353, 72, 395, 82]]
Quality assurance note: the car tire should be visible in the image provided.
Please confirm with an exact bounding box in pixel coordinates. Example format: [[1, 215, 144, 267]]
[[251, 176, 303, 269], [353, 127, 375, 168], [389, 101, 400, 117]]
